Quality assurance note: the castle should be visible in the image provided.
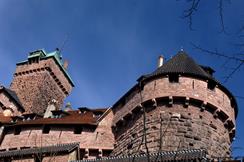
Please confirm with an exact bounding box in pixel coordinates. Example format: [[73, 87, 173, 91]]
[[0, 49, 238, 162]]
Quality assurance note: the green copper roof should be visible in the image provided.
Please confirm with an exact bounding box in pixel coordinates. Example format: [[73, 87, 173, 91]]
[[17, 49, 74, 87]]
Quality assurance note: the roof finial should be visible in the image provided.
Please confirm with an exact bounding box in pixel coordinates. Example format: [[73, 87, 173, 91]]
[[180, 46, 184, 52]]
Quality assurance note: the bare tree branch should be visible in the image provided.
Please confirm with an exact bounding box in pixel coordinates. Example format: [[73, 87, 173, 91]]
[[235, 96, 244, 100], [223, 61, 244, 83], [182, 0, 201, 30], [191, 43, 243, 61], [191, 43, 244, 83], [218, 0, 228, 34]]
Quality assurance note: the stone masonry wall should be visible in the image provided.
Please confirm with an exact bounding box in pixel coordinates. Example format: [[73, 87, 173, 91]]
[[112, 105, 230, 158], [10, 71, 64, 114], [113, 77, 235, 126], [10, 58, 73, 114], [112, 76, 236, 158], [0, 111, 114, 159]]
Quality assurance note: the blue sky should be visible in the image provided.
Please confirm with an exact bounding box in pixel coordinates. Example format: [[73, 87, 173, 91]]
[[0, 0, 243, 157]]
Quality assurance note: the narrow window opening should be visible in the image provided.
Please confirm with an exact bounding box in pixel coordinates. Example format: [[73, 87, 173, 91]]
[[230, 99, 235, 108], [168, 74, 179, 83], [207, 81, 216, 90], [192, 80, 195, 89], [14, 127, 21, 135], [74, 126, 83, 134], [103, 150, 112, 157], [42, 125, 50, 134]]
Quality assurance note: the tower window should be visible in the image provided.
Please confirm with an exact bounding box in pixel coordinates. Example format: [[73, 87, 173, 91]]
[[207, 81, 216, 90], [74, 126, 83, 134], [42, 125, 50, 134], [14, 127, 21, 135], [168, 74, 179, 83]]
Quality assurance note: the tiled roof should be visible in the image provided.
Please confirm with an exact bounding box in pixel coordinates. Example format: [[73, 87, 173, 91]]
[[12, 108, 109, 126], [0, 86, 24, 111], [72, 149, 207, 162], [113, 51, 238, 117], [142, 51, 238, 117], [0, 142, 79, 158], [144, 51, 214, 80]]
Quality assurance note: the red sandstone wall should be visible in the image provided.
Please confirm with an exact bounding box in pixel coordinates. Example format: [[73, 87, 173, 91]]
[[113, 77, 235, 126], [112, 105, 231, 158], [10, 58, 73, 114], [112, 76, 236, 158], [42, 154, 70, 162], [0, 111, 114, 159]]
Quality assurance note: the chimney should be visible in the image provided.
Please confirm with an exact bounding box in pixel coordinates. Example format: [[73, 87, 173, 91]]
[[63, 60, 68, 70], [44, 99, 58, 118], [158, 55, 164, 68]]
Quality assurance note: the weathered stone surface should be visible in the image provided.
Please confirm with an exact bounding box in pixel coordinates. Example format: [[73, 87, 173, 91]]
[[10, 58, 73, 114], [112, 77, 236, 158], [0, 111, 114, 159]]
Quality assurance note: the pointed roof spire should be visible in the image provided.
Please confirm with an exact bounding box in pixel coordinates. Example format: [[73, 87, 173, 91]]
[[145, 51, 213, 80]]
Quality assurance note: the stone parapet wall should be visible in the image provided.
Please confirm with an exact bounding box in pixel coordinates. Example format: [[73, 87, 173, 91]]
[[13, 59, 72, 95], [113, 77, 235, 132], [112, 76, 236, 158]]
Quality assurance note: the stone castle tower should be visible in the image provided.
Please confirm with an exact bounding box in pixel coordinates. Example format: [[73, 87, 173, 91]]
[[111, 51, 237, 158], [10, 49, 74, 115]]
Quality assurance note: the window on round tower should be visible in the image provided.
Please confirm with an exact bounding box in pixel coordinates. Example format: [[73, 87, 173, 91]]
[[168, 74, 179, 83], [207, 80, 216, 91]]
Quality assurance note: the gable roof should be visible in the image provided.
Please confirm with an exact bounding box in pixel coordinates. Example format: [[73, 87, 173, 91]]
[[0, 86, 24, 112]]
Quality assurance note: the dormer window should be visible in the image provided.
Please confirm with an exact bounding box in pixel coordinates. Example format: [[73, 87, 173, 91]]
[[168, 74, 179, 83]]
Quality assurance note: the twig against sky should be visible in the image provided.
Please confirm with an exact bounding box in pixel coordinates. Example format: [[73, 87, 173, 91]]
[[191, 43, 244, 83], [218, 0, 228, 34], [182, 0, 201, 30], [191, 43, 243, 61], [181, 0, 231, 33]]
